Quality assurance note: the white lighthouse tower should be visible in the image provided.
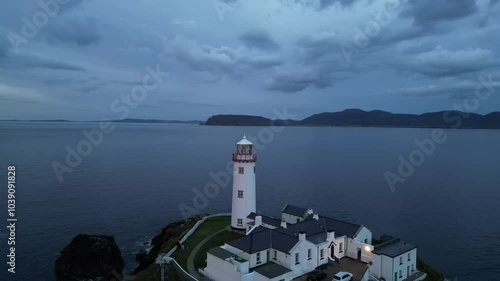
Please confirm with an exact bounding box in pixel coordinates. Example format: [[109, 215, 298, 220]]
[[231, 135, 257, 230]]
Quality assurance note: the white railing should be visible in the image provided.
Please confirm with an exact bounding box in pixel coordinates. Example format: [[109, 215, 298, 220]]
[[156, 213, 232, 281]]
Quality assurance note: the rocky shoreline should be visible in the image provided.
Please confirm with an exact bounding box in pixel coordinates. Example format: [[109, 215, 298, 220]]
[[132, 215, 204, 275]]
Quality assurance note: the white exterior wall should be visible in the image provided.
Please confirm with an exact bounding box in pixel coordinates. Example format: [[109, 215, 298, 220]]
[[370, 254, 382, 278], [346, 238, 357, 259], [281, 213, 302, 224], [288, 239, 318, 277], [231, 161, 256, 229], [381, 255, 394, 281], [354, 226, 372, 245], [205, 253, 242, 281], [334, 236, 347, 258], [369, 248, 417, 281], [316, 242, 329, 266], [392, 248, 418, 281], [248, 249, 270, 268], [269, 248, 288, 267]]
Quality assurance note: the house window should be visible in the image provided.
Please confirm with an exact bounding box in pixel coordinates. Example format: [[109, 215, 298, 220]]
[[408, 253, 411, 261], [295, 253, 300, 264], [320, 249, 324, 259], [399, 270, 402, 278], [256, 252, 261, 264], [364, 238, 368, 243], [399, 256, 403, 265], [237, 219, 243, 226], [238, 167, 244, 174], [238, 190, 244, 198], [339, 242, 343, 253], [273, 250, 277, 260], [307, 249, 312, 260]]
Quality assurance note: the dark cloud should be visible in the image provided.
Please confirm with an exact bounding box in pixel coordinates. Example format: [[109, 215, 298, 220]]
[[267, 69, 334, 93], [168, 37, 282, 76], [490, 0, 500, 6], [404, 47, 500, 78], [403, 0, 478, 26], [0, 28, 11, 57], [319, 0, 357, 10], [296, 32, 338, 60], [22, 55, 86, 71], [386, 76, 500, 100], [157, 99, 217, 107], [45, 17, 101, 46], [239, 29, 279, 50]]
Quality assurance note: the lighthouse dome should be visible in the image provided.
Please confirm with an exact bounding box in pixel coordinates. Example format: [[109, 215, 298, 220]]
[[237, 135, 252, 145]]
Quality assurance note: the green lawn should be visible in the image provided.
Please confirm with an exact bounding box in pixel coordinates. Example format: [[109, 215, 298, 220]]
[[193, 230, 243, 269], [171, 216, 233, 269]]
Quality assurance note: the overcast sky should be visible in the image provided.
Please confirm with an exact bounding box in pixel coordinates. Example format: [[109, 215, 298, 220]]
[[1, 0, 499, 120]]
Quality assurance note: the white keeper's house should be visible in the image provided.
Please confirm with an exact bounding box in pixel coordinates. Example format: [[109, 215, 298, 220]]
[[202, 136, 426, 281]]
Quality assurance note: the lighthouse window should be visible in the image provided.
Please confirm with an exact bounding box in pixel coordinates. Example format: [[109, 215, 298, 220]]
[[238, 190, 244, 198], [238, 167, 244, 174], [254, 167, 255, 173], [237, 219, 243, 226]]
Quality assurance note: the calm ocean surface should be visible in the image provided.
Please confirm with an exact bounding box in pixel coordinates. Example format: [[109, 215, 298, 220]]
[[0, 122, 499, 281]]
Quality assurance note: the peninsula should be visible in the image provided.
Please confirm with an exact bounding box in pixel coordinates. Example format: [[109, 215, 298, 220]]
[[204, 109, 500, 129]]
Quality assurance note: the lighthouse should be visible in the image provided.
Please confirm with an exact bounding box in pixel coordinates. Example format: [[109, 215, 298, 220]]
[[231, 135, 257, 230]]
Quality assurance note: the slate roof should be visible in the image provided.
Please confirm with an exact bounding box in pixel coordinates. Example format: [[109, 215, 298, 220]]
[[247, 212, 282, 228], [208, 247, 235, 260], [321, 216, 363, 238], [227, 229, 299, 254], [373, 238, 416, 258], [253, 262, 291, 279], [251, 225, 271, 234], [282, 204, 308, 217], [276, 215, 362, 240], [228, 205, 365, 254]]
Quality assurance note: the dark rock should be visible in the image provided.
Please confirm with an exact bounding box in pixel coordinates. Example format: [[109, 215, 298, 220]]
[[132, 215, 205, 275], [55, 234, 124, 281]]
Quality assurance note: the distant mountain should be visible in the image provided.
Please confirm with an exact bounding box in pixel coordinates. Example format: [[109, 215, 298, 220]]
[[205, 115, 272, 126], [204, 109, 500, 129]]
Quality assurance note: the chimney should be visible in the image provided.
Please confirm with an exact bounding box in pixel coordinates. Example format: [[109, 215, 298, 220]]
[[307, 208, 313, 215], [299, 230, 306, 241], [313, 213, 319, 220], [327, 228, 335, 241], [281, 219, 287, 229], [255, 215, 262, 226]]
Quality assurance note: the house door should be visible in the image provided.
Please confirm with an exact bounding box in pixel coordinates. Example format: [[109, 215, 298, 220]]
[[394, 272, 398, 281], [407, 265, 410, 277], [357, 248, 361, 260], [330, 245, 335, 259], [267, 250, 270, 261]]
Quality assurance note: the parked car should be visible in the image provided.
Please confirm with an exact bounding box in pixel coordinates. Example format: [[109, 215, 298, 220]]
[[332, 271, 353, 281], [307, 269, 327, 281]]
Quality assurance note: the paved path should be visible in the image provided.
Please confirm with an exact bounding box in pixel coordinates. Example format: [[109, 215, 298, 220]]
[[186, 226, 229, 279]]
